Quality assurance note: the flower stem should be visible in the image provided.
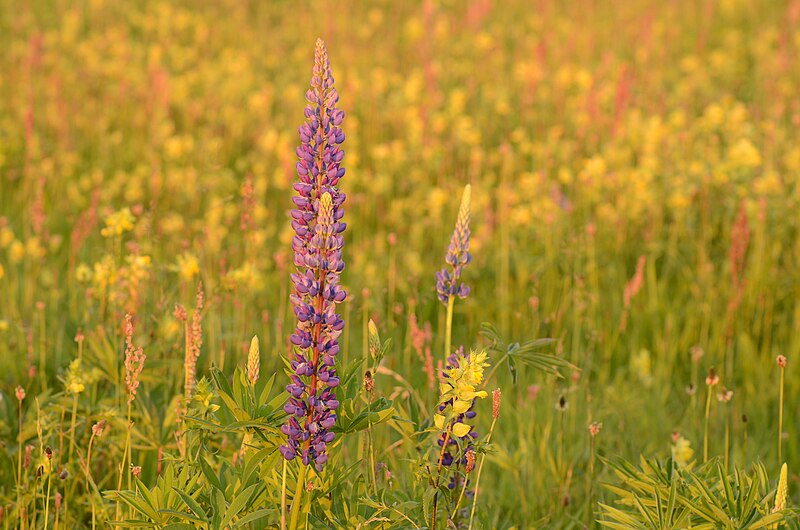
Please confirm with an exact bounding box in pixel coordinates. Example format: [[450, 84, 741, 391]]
[[777, 365, 784, 465], [468, 418, 497, 530], [703, 386, 712, 462], [431, 427, 452, 530], [281, 458, 288, 530], [288, 464, 307, 530], [44, 470, 51, 530], [17, 399, 23, 521], [444, 296, 455, 360]]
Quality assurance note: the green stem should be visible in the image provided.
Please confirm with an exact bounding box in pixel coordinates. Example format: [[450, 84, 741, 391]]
[[288, 464, 307, 530], [430, 428, 452, 530], [724, 409, 729, 470], [281, 458, 288, 530], [778, 366, 784, 464], [444, 296, 455, 360], [44, 470, 51, 530], [703, 386, 712, 463], [17, 399, 22, 522], [468, 418, 498, 530], [116, 402, 132, 520]]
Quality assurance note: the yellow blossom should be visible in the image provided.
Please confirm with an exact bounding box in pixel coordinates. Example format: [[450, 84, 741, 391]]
[[175, 252, 200, 282], [100, 208, 135, 237], [671, 436, 694, 468]]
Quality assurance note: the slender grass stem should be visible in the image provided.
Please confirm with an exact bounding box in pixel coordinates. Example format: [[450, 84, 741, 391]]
[[468, 418, 497, 530], [778, 364, 784, 465], [703, 386, 713, 462], [430, 428, 452, 530]]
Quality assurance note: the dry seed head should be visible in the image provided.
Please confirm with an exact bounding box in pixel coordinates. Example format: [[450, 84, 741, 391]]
[[716, 387, 733, 402], [364, 370, 374, 393], [91, 419, 107, 437], [705, 367, 719, 387], [777, 354, 787, 368], [124, 314, 146, 403], [589, 422, 602, 438], [174, 304, 187, 322], [492, 388, 501, 419], [15, 385, 25, 402], [690, 345, 704, 364], [465, 448, 476, 473], [247, 335, 260, 385]]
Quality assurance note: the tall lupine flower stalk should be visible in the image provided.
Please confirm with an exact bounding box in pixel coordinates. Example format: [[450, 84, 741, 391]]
[[436, 184, 471, 361], [281, 38, 346, 530]]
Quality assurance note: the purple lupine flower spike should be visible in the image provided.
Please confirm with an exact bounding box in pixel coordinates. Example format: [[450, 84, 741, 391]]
[[436, 184, 471, 304], [280, 39, 346, 472]]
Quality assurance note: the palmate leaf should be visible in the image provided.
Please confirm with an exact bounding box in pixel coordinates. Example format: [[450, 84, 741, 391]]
[[602, 456, 799, 530], [478, 322, 571, 382]]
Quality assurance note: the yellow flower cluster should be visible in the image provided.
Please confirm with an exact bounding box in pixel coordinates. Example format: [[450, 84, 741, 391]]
[[434, 350, 489, 438], [100, 208, 135, 238]]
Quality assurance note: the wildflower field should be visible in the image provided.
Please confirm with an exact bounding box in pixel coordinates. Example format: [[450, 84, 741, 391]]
[[1, 0, 800, 528]]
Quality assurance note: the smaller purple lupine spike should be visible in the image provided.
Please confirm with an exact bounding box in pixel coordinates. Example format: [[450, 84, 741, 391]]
[[436, 184, 472, 305]]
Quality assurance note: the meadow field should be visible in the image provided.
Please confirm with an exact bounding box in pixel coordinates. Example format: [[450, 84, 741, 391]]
[[1, 0, 799, 528]]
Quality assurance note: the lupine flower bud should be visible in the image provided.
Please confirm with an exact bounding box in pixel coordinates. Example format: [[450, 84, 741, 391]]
[[247, 335, 260, 385], [774, 463, 788, 512], [368, 319, 380, 360], [436, 184, 472, 304], [280, 39, 347, 472]]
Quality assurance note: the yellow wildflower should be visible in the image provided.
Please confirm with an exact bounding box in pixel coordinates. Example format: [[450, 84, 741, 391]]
[[100, 208, 135, 237], [671, 436, 694, 468], [9, 240, 24, 263], [175, 252, 200, 282], [435, 350, 490, 436]]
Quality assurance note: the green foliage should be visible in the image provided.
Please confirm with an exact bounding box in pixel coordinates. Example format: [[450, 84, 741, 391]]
[[600, 457, 799, 530]]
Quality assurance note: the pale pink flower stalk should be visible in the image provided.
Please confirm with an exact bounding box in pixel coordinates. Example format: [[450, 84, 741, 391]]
[[123, 314, 146, 403]]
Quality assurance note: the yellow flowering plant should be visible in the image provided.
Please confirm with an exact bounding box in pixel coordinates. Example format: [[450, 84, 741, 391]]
[[433, 350, 490, 438]]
